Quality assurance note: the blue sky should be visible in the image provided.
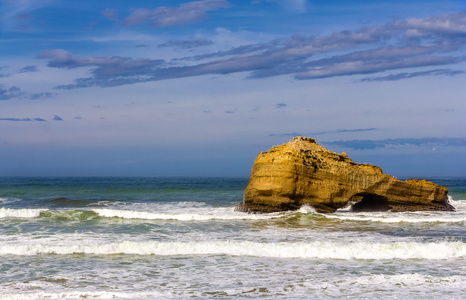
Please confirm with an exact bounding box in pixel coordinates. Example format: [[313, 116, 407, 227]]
[[1, 0, 466, 177]]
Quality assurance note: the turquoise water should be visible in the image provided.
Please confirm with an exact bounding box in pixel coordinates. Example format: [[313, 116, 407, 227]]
[[0, 177, 465, 299]]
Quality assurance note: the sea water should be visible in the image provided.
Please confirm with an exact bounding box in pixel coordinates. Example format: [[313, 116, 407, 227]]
[[0, 177, 465, 299]]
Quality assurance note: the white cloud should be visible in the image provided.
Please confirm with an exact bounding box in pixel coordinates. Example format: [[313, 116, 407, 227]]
[[101, 8, 119, 22], [121, 0, 231, 28], [278, 0, 307, 13], [0, 0, 55, 30]]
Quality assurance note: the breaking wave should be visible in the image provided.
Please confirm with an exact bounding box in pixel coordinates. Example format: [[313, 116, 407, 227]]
[[0, 207, 285, 221], [92, 208, 284, 221], [1, 240, 464, 260], [0, 208, 47, 219]]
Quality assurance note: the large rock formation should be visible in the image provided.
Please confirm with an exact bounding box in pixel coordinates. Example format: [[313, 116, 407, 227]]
[[238, 137, 453, 213]]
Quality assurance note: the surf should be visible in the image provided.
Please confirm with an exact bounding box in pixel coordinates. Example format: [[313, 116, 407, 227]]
[[1, 240, 464, 260]]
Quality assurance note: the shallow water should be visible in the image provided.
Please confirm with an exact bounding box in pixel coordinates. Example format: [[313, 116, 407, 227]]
[[0, 177, 465, 299]]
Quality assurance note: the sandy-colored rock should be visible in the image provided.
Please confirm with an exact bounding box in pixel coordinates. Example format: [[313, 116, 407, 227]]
[[238, 137, 453, 213]]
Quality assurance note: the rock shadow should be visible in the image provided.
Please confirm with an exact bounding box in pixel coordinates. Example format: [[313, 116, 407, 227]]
[[349, 192, 392, 212]]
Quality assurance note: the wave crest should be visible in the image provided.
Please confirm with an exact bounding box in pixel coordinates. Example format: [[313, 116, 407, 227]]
[[0, 208, 47, 219], [1, 240, 464, 259], [92, 208, 285, 221]]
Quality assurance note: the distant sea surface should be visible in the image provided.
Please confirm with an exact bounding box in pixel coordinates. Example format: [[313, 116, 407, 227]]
[[0, 177, 465, 299]]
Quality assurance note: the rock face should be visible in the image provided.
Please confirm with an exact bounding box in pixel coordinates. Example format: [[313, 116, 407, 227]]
[[239, 137, 453, 213]]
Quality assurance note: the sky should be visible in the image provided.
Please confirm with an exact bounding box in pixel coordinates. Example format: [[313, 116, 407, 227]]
[[1, 0, 466, 177]]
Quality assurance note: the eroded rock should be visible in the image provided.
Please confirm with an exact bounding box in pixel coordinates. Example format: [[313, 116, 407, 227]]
[[239, 137, 453, 213]]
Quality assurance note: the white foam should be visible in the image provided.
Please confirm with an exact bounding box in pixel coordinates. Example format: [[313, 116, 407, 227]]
[[451, 199, 466, 210], [87, 200, 127, 207], [0, 208, 47, 219], [92, 208, 285, 221], [0, 197, 21, 204], [297, 204, 318, 214], [304, 273, 466, 298], [324, 212, 466, 223], [0, 291, 167, 300], [1, 240, 464, 260], [320, 200, 466, 223], [353, 273, 464, 286]]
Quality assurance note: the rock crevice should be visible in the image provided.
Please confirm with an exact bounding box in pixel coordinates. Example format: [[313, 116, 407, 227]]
[[240, 137, 453, 213]]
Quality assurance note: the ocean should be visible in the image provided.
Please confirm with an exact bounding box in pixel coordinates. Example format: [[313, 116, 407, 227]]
[[0, 176, 465, 299]]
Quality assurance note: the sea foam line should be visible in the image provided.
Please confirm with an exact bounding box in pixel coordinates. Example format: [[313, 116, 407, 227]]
[[322, 213, 466, 223], [0, 207, 285, 221], [1, 240, 464, 260], [309, 200, 466, 223], [0, 208, 47, 219], [92, 208, 285, 221]]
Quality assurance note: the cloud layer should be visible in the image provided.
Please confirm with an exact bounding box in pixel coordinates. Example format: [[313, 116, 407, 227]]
[[360, 69, 465, 82], [326, 138, 466, 150], [0, 116, 65, 122], [36, 10, 466, 89], [0, 85, 23, 100]]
